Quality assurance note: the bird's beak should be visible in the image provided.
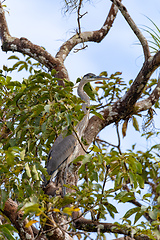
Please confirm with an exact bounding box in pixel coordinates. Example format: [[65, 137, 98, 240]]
[[92, 76, 107, 83], [95, 76, 107, 79]]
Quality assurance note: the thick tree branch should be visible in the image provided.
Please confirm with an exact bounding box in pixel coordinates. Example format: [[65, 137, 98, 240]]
[[56, 1, 122, 62], [2, 199, 34, 240], [83, 51, 160, 148], [1, 1, 160, 239], [72, 213, 151, 240], [110, 0, 151, 60], [0, 2, 68, 82], [2, 198, 74, 240]]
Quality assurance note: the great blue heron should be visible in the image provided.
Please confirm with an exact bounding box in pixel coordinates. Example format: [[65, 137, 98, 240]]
[[43, 73, 106, 187]]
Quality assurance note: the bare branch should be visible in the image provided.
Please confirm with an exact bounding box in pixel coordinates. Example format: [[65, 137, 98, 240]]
[[77, 0, 83, 35], [110, 0, 151, 60], [0, 2, 68, 82], [56, 1, 122, 62], [96, 138, 118, 148]]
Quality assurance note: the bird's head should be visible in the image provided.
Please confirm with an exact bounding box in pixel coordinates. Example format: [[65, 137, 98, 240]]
[[82, 73, 105, 82]]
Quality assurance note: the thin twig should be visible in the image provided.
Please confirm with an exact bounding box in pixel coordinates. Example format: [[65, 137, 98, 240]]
[[56, 1, 122, 61], [72, 125, 93, 154], [77, 0, 83, 36], [96, 165, 110, 221], [115, 123, 122, 154], [95, 126, 122, 155], [95, 138, 118, 148]]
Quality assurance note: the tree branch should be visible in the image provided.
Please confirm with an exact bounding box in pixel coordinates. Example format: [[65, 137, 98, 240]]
[[113, 237, 135, 240], [2, 199, 34, 240], [0, 2, 68, 82], [56, 1, 122, 62], [122, 184, 153, 223], [43, 212, 74, 240], [2, 198, 74, 240], [83, 50, 160, 150], [110, 0, 151, 60], [72, 212, 151, 240], [135, 76, 160, 112]]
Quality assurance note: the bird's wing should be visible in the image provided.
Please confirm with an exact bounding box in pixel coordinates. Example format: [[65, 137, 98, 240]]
[[46, 134, 77, 176]]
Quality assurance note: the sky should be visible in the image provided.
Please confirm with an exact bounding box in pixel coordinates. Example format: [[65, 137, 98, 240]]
[[1, 0, 160, 239], [1, 0, 160, 151]]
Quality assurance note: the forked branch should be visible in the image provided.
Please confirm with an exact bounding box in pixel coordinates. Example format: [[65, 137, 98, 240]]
[[56, 1, 122, 62]]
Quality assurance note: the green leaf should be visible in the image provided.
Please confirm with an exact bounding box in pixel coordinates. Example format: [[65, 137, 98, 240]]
[[20, 149, 25, 160], [66, 113, 72, 126], [134, 161, 142, 174], [8, 55, 20, 60], [32, 165, 39, 181], [35, 162, 48, 179], [105, 202, 118, 218], [31, 104, 44, 117], [25, 163, 32, 178], [115, 172, 122, 187], [22, 202, 39, 215], [100, 71, 108, 77], [149, 209, 159, 220], [92, 145, 102, 153], [82, 154, 92, 164], [84, 82, 96, 101], [18, 64, 26, 72], [91, 110, 104, 120], [6, 81, 22, 87], [12, 61, 25, 69], [6, 76, 12, 84], [123, 207, 140, 219], [0, 225, 16, 240], [51, 69, 57, 76], [143, 193, 152, 201], [91, 171, 98, 182], [115, 191, 135, 203], [136, 174, 144, 189], [0, 190, 8, 210], [132, 116, 140, 131], [128, 171, 137, 188], [134, 211, 144, 224]]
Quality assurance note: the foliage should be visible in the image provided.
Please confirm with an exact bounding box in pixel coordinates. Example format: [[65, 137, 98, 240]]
[[0, 56, 160, 239], [142, 17, 160, 53]]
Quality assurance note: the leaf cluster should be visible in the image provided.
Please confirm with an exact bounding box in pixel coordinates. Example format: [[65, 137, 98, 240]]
[[0, 61, 85, 237], [1, 55, 160, 239]]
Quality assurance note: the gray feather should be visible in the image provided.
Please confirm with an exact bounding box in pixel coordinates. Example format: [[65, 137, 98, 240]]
[[46, 134, 77, 175]]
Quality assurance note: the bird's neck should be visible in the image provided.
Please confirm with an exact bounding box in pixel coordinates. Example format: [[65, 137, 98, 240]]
[[77, 80, 90, 113]]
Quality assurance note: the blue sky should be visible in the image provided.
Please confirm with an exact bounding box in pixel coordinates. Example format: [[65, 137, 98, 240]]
[[1, 1, 160, 238], [1, 0, 160, 81]]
